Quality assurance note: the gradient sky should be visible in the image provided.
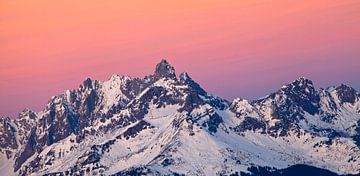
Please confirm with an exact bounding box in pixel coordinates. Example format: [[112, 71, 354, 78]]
[[1, 0, 360, 117]]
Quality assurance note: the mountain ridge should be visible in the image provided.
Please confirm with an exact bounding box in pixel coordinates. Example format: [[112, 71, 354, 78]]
[[0, 59, 359, 176]]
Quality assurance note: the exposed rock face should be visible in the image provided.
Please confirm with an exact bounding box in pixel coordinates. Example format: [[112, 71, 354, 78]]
[[335, 84, 359, 104], [153, 59, 177, 80], [0, 117, 18, 158], [0, 60, 359, 176]]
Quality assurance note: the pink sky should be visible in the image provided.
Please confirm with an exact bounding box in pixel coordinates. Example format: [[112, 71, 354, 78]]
[[1, 0, 360, 117]]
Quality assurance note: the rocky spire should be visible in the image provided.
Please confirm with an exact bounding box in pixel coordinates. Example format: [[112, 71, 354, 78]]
[[153, 59, 176, 79]]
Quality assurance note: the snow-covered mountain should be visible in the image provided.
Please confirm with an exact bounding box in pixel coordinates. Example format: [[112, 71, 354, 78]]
[[1, 59, 359, 176]]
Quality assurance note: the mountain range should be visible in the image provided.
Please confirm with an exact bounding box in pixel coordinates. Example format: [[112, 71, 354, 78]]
[[1, 59, 359, 176]]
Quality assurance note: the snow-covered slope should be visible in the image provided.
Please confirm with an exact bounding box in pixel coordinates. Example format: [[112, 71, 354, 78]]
[[0, 60, 359, 176]]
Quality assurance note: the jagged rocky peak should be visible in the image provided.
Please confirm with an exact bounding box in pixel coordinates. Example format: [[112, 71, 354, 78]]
[[281, 77, 319, 101], [281, 77, 316, 94], [154, 59, 176, 80], [263, 77, 320, 116], [81, 77, 100, 90], [109, 73, 132, 82], [334, 84, 359, 104], [17, 108, 37, 119], [179, 72, 205, 93], [179, 71, 228, 110], [179, 72, 200, 86], [179, 72, 190, 82], [82, 77, 93, 88]]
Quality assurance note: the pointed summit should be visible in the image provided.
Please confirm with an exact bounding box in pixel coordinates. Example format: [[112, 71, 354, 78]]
[[82, 77, 94, 89], [280, 77, 316, 94], [179, 72, 204, 94], [270, 77, 320, 115], [179, 72, 202, 89], [154, 59, 176, 79], [335, 84, 358, 104], [179, 72, 191, 82], [291, 77, 314, 88]]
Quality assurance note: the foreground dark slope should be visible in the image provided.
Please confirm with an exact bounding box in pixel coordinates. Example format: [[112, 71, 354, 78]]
[[0, 60, 359, 176]]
